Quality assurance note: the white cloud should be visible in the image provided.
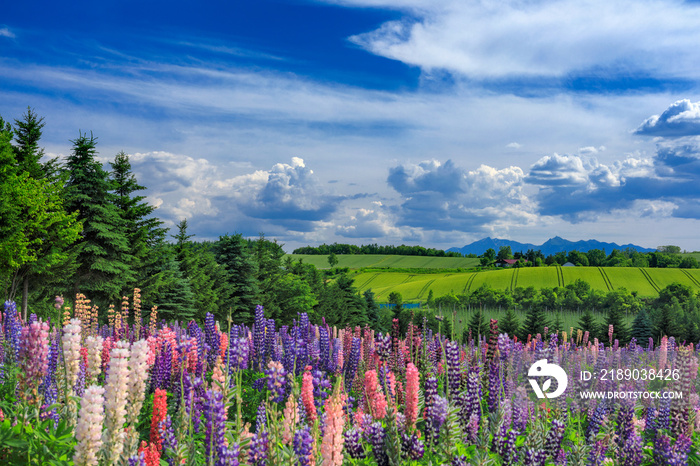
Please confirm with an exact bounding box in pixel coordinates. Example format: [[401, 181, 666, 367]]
[[506, 142, 522, 149], [634, 99, 700, 138], [345, 0, 700, 79], [0, 28, 15, 39]]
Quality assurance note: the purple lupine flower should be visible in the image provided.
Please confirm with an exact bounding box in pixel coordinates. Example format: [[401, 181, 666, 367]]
[[487, 359, 503, 411], [493, 426, 518, 464], [203, 389, 227, 465], [219, 442, 240, 466], [344, 428, 366, 459], [159, 415, 178, 466], [461, 370, 481, 431], [229, 337, 249, 374], [523, 448, 547, 466], [586, 400, 608, 441], [265, 360, 287, 403], [401, 431, 424, 460], [294, 335, 308, 375], [587, 440, 608, 466], [654, 433, 691, 465], [319, 327, 330, 372], [428, 395, 448, 443], [543, 419, 565, 457], [191, 377, 205, 433], [645, 406, 657, 438], [620, 431, 643, 466], [74, 358, 86, 397], [616, 402, 634, 445], [657, 397, 671, 430], [128, 452, 146, 466], [256, 401, 267, 433], [204, 313, 220, 369], [152, 341, 173, 391], [374, 332, 391, 364], [3, 301, 22, 363], [424, 374, 438, 415], [312, 369, 331, 407], [445, 340, 461, 398], [253, 305, 267, 371], [365, 421, 388, 466], [345, 337, 361, 393], [249, 430, 269, 466], [294, 426, 314, 466], [451, 456, 468, 466]]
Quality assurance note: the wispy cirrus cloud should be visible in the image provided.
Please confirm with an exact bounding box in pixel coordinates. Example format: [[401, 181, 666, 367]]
[[0, 27, 15, 38], [340, 0, 700, 81]]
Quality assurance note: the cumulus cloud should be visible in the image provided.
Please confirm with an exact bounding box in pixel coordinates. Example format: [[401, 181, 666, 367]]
[[523, 146, 700, 221], [345, 0, 700, 80], [129, 152, 345, 235], [387, 159, 535, 232], [336, 205, 401, 238], [634, 100, 700, 138]]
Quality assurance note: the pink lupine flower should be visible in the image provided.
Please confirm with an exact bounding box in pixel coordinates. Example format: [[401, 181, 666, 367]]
[[211, 357, 226, 391], [320, 388, 345, 466], [101, 337, 115, 373], [659, 336, 668, 371], [302, 369, 317, 424], [18, 319, 50, 394], [608, 325, 614, 344], [281, 393, 298, 445], [405, 363, 419, 431], [364, 370, 387, 419], [73, 385, 105, 466]]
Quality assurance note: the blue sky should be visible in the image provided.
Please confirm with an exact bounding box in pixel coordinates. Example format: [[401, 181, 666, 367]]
[[4, 0, 700, 252]]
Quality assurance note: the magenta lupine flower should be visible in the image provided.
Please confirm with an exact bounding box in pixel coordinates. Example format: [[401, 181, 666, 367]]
[[18, 319, 50, 393]]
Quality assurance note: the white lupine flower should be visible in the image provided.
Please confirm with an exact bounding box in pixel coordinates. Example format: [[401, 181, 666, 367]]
[[102, 340, 130, 464], [73, 385, 105, 466], [85, 335, 104, 381], [62, 318, 82, 391]]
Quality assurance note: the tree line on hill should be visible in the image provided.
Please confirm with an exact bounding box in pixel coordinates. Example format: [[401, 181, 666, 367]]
[[0, 108, 444, 334], [293, 242, 465, 257], [412, 280, 700, 345], [479, 245, 699, 268]]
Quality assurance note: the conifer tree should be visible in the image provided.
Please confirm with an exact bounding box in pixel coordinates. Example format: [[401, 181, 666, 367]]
[[110, 151, 166, 291], [577, 309, 598, 335], [63, 132, 133, 305], [215, 233, 259, 324], [467, 308, 489, 340], [499, 307, 521, 338], [630, 308, 653, 343], [605, 303, 631, 344], [363, 289, 380, 328], [13, 107, 46, 180], [520, 306, 551, 340]]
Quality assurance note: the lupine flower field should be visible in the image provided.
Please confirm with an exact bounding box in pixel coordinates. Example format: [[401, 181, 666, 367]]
[[0, 292, 699, 465]]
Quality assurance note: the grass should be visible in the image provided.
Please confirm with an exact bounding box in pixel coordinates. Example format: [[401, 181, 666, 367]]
[[349, 266, 700, 302], [285, 254, 480, 269]]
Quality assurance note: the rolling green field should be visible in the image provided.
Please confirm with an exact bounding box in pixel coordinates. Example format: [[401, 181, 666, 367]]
[[349, 266, 700, 302], [286, 254, 480, 269]]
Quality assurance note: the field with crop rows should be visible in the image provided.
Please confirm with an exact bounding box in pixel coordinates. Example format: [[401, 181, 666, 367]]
[[286, 254, 480, 269], [351, 267, 700, 302]]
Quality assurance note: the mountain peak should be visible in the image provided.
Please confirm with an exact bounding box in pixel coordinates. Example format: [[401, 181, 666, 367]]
[[448, 237, 655, 256]]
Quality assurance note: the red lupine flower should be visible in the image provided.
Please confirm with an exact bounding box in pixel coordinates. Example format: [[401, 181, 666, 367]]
[[150, 388, 168, 451], [138, 441, 161, 466], [301, 369, 317, 424]]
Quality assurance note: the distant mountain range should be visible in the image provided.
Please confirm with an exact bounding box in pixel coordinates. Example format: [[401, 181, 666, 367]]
[[447, 236, 656, 256]]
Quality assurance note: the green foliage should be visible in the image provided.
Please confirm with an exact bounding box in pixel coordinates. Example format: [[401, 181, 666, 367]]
[[215, 233, 259, 324], [630, 308, 653, 342], [63, 132, 133, 305], [499, 307, 520, 338]]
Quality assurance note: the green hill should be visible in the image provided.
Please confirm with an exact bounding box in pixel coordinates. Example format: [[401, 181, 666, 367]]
[[285, 254, 480, 269], [347, 266, 700, 302]]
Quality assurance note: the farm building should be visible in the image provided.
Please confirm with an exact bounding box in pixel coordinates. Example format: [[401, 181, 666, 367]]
[[495, 259, 529, 267], [562, 262, 576, 266]]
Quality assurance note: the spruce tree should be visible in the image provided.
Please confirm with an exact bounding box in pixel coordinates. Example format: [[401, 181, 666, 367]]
[[467, 308, 489, 340], [499, 307, 521, 338], [577, 309, 598, 335], [520, 306, 551, 340], [13, 107, 46, 180], [215, 233, 259, 324], [110, 151, 166, 292], [363, 289, 380, 328], [630, 308, 653, 343], [605, 304, 630, 345], [63, 132, 133, 305], [149, 249, 195, 322]]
